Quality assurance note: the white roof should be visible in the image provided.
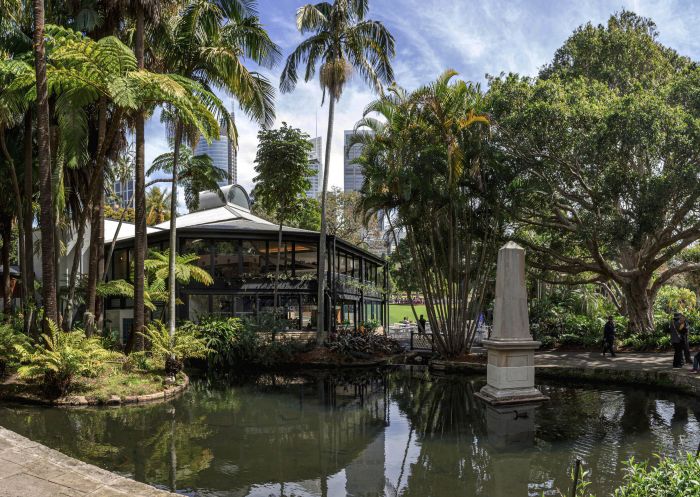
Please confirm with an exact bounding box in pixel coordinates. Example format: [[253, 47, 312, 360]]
[[153, 203, 275, 230], [105, 219, 163, 242]]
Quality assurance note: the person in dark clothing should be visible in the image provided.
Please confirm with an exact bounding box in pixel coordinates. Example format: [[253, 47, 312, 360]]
[[418, 315, 427, 334], [670, 312, 686, 369], [690, 350, 700, 374], [680, 316, 692, 363], [602, 315, 616, 357]]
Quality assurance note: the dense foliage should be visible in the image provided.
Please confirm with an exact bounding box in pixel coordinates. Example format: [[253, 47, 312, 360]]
[[138, 321, 209, 376], [14, 320, 118, 397], [181, 316, 315, 369], [613, 455, 700, 497], [489, 11, 700, 334], [355, 73, 500, 357]]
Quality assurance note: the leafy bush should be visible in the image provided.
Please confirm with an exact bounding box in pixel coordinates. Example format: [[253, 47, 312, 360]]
[[14, 321, 117, 397], [326, 329, 402, 357], [654, 285, 696, 315], [614, 454, 700, 497], [138, 321, 209, 376], [180, 316, 314, 369], [180, 317, 243, 369], [0, 322, 30, 377]]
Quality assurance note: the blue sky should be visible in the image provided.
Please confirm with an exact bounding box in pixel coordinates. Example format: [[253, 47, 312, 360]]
[[144, 0, 700, 196]]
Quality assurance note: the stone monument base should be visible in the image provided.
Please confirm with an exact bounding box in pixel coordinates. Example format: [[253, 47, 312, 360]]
[[476, 339, 549, 405], [475, 385, 549, 405]]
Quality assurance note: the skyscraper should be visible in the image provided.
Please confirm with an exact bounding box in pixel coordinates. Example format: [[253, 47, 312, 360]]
[[113, 178, 134, 207], [343, 129, 372, 192], [194, 110, 237, 186], [306, 136, 323, 199]]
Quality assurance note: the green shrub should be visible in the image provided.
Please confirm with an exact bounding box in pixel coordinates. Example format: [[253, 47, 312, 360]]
[[15, 321, 117, 398], [180, 316, 313, 369], [0, 322, 30, 377], [654, 286, 696, 315], [138, 321, 209, 376], [181, 317, 243, 369], [614, 454, 700, 497], [326, 329, 402, 357]]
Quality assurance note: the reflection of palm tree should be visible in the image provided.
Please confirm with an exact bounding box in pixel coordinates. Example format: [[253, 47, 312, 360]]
[[146, 187, 173, 225]]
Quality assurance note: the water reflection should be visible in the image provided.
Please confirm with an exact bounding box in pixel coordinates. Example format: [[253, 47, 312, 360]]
[[1, 368, 699, 497]]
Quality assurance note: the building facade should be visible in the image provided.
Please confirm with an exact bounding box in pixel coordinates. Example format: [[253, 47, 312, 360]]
[[194, 110, 237, 185], [343, 130, 367, 193], [305, 136, 323, 199], [113, 177, 134, 207], [102, 185, 388, 341]]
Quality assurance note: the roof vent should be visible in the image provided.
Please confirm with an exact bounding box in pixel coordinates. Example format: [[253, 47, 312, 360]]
[[196, 185, 251, 211]]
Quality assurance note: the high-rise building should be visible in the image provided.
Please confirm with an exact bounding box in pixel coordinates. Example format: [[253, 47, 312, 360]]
[[343, 130, 372, 192], [113, 177, 134, 207], [194, 110, 237, 186], [306, 136, 323, 199]]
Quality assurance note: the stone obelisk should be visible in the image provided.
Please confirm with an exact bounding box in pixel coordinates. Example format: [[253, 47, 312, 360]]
[[476, 242, 548, 405]]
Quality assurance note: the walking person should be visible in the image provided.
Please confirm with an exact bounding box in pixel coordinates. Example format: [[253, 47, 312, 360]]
[[418, 314, 427, 334], [690, 348, 700, 374], [679, 314, 692, 364], [602, 315, 616, 357], [670, 312, 685, 369]]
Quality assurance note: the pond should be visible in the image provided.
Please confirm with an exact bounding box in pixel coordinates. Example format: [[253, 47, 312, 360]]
[[1, 367, 699, 497]]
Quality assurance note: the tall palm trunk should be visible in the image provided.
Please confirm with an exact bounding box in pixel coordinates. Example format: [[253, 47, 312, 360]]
[[0, 131, 26, 324], [1, 216, 11, 318], [22, 111, 35, 333], [274, 220, 283, 311], [167, 123, 182, 341], [317, 97, 335, 342], [133, 5, 147, 350], [33, 0, 58, 326]]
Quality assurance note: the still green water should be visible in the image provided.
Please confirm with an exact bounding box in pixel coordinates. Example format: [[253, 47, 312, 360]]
[[1, 367, 699, 497]]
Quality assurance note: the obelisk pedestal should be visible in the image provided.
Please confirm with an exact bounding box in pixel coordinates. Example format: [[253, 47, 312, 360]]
[[476, 242, 548, 405]]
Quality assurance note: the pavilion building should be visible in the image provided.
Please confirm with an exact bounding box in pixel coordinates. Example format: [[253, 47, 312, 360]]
[[100, 185, 388, 341]]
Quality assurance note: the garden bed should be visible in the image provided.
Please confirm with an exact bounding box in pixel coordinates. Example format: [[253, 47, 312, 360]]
[[0, 364, 189, 407]]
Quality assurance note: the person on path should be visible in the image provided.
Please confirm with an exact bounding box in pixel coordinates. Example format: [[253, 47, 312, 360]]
[[418, 315, 427, 334], [680, 315, 692, 364], [670, 312, 687, 369], [602, 315, 616, 357], [690, 348, 700, 374]]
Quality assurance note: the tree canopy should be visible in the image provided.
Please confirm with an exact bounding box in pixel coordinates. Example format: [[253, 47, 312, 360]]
[[489, 10, 700, 333]]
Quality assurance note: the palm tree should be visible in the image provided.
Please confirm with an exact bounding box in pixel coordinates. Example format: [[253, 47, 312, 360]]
[[157, 0, 279, 340], [148, 146, 227, 210], [32, 0, 58, 327], [146, 187, 173, 225], [280, 0, 395, 340]]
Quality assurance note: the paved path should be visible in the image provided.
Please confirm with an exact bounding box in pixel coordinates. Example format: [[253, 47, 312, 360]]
[[0, 426, 175, 497], [535, 350, 675, 371]]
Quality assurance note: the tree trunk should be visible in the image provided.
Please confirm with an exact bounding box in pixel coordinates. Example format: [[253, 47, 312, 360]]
[[33, 0, 58, 326], [167, 123, 182, 347], [317, 97, 335, 342], [62, 206, 88, 330], [22, 111, 35, 334], [274, 221, 282, 311], [0, 131, 26, 324], [621, 278, 655, 334], [132, 5, 147, 351], [85, 201, 101, 336], [96, 194, 104, 331], [1, 217, 11, 318]]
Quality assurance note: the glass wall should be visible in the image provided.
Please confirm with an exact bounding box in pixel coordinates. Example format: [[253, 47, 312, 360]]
[[182, 239, 212, 272], [113, 249, 129, 280], [188, 294, 209, 322], [212, 294, 235, 318], [294, 242, 317, 277], [301, 294, 317, 330], [268, 241, 291, 276], [241, 240, 267, 275], [213, 240, 240, 282]]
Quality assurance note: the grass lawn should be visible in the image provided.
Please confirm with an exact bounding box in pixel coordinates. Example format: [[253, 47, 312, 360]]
[[389, 304, 427, 325]]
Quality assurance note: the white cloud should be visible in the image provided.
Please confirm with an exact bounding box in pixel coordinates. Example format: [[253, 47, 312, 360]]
[[144, 0, 700, 208]]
